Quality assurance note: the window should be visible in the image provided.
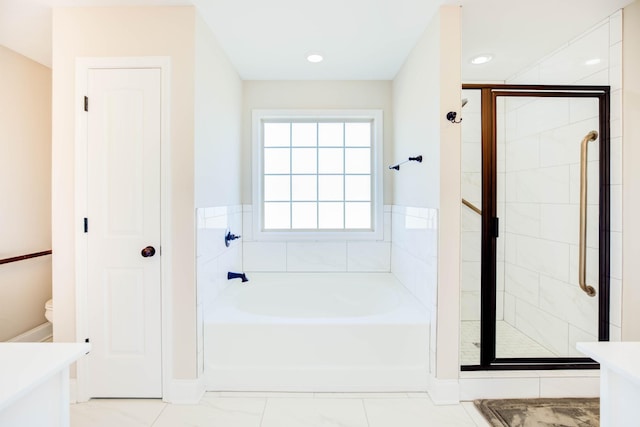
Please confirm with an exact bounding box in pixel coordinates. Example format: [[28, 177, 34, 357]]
[[252, 110, 383, 240]]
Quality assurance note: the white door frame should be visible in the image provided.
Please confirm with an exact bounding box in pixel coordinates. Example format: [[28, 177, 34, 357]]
[[74, 56, 172, 402]]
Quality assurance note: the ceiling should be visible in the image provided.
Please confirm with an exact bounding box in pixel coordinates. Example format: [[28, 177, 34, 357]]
[[0, 0, 634, 81]]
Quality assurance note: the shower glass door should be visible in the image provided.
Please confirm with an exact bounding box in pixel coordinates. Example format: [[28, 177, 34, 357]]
[[495, 93, 603, 360], [461, 85, 610, 370]]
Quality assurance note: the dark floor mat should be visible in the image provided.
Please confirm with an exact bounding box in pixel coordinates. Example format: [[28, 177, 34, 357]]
[[474, 398, 599, 427]]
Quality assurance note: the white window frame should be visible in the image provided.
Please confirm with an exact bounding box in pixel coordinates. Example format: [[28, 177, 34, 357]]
[[252, 109, 384, 241]]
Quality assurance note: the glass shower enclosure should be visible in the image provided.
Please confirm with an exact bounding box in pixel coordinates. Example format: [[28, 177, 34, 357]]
[[460, 85, 610, 370]]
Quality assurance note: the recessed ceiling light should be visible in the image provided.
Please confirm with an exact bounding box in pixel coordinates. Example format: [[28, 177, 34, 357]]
[[585, 58, 601, 66], [470, 54, 493, 65], [307, 53, 324, 63]]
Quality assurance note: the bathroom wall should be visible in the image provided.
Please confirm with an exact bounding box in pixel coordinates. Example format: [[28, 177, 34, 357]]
[[392, 5, 461, 401], [193, 14, 243, 377], [53, 5, 198, 385], [241, 80, 394, 205], [241, 81, 393, 272], [622, 0, 640, 341], [194, 14, 243, 209], [0, 45, 52, 341], [501, 12, 623, 355]]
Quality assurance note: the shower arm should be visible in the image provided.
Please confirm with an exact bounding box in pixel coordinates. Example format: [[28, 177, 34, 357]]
[[578, 130, 598, 298]]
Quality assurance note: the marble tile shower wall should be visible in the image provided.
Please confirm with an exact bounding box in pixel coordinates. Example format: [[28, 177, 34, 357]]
[[196, 206, 243, 375], [460, 90, 506, 323], [503, 12, 623, 355], [241, 205, 392, 272], [390, 206, 438, 372]]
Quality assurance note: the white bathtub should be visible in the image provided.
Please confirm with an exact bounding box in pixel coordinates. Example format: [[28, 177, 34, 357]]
[[204, 272, 430, 391]]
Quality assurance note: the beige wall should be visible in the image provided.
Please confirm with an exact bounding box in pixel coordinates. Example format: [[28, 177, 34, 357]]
[[436, 6, 462, 381], [392, 5, 461, 388], [0, 45, 52, 341], [622, 0, 640, 340], [52, 6, 197, 379], [241, 80, 394, 205], [195, 14, 243, 208]]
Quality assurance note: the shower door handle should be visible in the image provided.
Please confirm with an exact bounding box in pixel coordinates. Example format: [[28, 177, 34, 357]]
[[578, 130, 598, 297]]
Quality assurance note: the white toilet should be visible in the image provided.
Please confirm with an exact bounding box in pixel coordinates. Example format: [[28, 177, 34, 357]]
[[45, 299, 53, 323]]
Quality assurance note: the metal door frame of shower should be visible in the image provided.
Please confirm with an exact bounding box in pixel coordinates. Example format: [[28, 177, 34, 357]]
[[461, 84, 611, 371]]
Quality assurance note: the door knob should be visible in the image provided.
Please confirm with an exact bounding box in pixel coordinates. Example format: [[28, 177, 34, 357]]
[[141, 246, 156, 258]]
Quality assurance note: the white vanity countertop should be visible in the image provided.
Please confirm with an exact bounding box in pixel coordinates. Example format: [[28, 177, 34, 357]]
[[577, 341, 640, 386], [0, 342, 90, 411]]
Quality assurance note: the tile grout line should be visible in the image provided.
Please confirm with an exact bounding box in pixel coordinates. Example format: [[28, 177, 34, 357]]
[[462, 401, 490, 427], [258, 397, 269, 427], [149, 402, 170, 427], [360, 398, 371, 427]]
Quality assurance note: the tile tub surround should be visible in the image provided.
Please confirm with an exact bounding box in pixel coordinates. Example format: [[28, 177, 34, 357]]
[[70, 392, 491, 427], [390, 205, 438, 376], [242, 205, 392, 272], [204, 273, 430, 392], [196, 205, 243, 375]]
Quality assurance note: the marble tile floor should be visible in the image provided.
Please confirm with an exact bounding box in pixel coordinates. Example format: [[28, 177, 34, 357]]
[[71, 392, 492, 427], [460, 320, 556, 365]]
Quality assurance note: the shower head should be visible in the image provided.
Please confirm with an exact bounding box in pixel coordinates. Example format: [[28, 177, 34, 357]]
[[461, 98, 468, 108]]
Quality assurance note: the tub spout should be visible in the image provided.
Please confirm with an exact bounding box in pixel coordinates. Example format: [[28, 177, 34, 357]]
[[227, 271, 249, 282]]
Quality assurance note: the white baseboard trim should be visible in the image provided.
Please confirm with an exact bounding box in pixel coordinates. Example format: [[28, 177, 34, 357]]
[[165, 377, 206, 404], [8, 322, 52, 342], [428, 376, 460, 405]]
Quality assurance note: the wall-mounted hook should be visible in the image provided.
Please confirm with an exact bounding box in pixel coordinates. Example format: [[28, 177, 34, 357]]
[[446, 111, 462, 124]]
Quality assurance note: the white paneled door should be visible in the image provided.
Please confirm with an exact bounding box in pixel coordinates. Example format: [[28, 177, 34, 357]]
[[86, 68, 162, 397]]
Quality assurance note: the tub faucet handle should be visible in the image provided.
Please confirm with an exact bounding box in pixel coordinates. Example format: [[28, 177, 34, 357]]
[[225, 230, 242, 247]]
